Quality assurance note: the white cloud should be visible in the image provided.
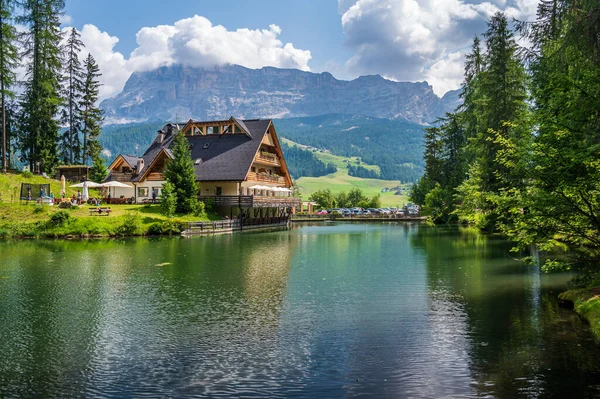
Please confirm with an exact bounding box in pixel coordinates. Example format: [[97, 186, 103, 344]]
[[72, 16, 311, 100], [59, 14, 73, 25], [340, 0, 540, 95]]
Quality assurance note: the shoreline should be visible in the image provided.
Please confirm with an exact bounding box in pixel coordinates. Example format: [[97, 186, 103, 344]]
[[559, 288, 600, 340]]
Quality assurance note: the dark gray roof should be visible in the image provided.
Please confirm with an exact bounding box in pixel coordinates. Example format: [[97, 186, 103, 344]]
[[186, 119, 271, 181], [121, 155, 140, 168], [110, 119, 271, 183]]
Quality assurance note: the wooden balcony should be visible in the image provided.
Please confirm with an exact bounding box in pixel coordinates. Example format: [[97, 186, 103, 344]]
[[247, 172, 285, 184], [146, 172, 165, 181], [109, 172, 134, 182], [254, 152, 281, 166], [198, 195, 300, 208]]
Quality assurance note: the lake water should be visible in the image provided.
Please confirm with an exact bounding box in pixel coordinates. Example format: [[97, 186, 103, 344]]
[[1, 223, 600, 398]]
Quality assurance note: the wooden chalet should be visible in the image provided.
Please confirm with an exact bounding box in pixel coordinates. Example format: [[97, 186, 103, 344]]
[[105, 117, 300, 217]]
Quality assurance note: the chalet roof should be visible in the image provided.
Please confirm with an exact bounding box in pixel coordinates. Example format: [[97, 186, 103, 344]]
[[188, 119, 271, 181], [108, 119, 273, 183], [121, 155, 140, 168]]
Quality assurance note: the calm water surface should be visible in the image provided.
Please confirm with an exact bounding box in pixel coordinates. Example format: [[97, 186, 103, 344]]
[[1, 223, 600, 398]]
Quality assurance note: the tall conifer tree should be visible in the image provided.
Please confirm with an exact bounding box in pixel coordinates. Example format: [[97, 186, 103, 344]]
[[19, 0, 65, 173], [0, 0, 18, 173], [81, 53, 103, 165], [60, 27, 84, 164]]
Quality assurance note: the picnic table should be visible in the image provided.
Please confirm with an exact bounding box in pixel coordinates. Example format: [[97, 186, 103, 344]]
[[89, 207, 112, 216]]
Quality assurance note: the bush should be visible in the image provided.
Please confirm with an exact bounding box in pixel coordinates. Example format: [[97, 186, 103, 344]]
[[58, 201, 74, 209], [33, 204, 46, 214], [114, 213, 141, 236], [189, 199, 205, 217], [49, 210, 72, 227], [148, 220, 184, 235], [21, 171, 33, 179], [160, 182, 177, 218]]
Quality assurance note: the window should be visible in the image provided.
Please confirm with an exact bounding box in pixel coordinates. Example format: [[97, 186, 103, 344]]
[[216, 186, 223, 196], [207, 126, 219, 135], [234, 124, 243, 134], [251, 167, 256, 172], [222, 124, 231, 133], [193, 127, 202, 135], [138, 187, 149, 197], [152, 187, 161, 197]]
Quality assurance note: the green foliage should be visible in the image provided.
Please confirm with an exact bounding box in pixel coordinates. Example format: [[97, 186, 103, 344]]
[[59, 27, 84, 164], [0, 0, 19, 174], [164, 133, 199, 214], [148, 220, 184, 236], [81, 53, 103, 164], [32, 204, 45, 214], [280, 142, 336, 179], [189, 199, 205, 217], [89, 156, 108, 183], [308, 189, 334, 209], [48, 209, 71, 227], [115, 213, 141, 236], [18, 0, 65, 174], [21, 170, 33, 179], [424, 183, 454, 224], [159, 181, 177, 218]]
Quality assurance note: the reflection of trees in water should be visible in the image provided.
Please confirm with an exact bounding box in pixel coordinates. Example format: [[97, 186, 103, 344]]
[[409, 226, 600, 398]]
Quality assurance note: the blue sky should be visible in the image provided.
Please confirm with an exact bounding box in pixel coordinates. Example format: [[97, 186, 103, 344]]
[[63, 0, 540, 100]]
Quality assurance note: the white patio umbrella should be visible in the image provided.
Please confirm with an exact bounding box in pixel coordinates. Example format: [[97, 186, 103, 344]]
[[100, 181, 133, 200], [69, 181, 101, 188]]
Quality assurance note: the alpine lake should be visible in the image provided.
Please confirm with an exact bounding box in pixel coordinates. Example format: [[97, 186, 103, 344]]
[[1, 223, 600, 398]]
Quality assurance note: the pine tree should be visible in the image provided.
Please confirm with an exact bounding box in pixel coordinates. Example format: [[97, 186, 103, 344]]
[[164, 132, 199, 214], [60, 27, 84, 164], [0, 0, 18, 174], [81, 53, 103, 165], [89, 155, 108, 183], [19, 0, 65, 174]]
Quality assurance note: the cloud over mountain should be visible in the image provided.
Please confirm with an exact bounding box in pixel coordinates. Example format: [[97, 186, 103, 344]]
[[338, 0, 539, 95], [74, 16, 312, 100]]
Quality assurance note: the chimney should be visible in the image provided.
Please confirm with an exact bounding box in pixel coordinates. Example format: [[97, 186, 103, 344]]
[[136, 159, 144, 174]]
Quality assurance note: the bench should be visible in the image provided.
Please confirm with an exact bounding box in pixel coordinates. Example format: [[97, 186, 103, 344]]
[[89, 207, 112, 216]]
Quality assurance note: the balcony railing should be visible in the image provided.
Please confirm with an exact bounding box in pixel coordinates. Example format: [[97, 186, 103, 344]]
[[109, 172, 134, 182], [198, 195, 300, 208], [255, 152, 281, 166], [247, 172, 285, 184]]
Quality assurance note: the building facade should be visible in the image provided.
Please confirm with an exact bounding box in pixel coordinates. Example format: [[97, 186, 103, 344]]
[[105, 117, 300, 216]]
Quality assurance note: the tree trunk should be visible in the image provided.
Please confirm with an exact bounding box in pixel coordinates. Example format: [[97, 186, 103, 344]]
[[1, 11, 5, 174]]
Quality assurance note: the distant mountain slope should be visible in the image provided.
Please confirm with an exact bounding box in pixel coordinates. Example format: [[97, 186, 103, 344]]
[[99, 114, 427, 183], [100, 64, 461, 125]]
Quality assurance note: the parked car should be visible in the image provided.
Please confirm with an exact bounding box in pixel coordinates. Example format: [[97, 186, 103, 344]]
[[315, 210, 328, 215], [342, 209, 352, 216]]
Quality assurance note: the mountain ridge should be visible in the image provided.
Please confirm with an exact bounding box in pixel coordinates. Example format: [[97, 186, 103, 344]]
[[100, 64, 461, 125]]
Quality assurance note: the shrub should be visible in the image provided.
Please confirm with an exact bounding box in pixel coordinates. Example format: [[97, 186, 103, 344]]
[[115, 213, 142, 236], [49, 210, 72, 227], [58, 201, 73, 209], [21, 171, 33, 179], [33, 204, 46, 214], [148, 220, 184, 236], [190, 199, 205, 217], [160, 182, 177, 218]]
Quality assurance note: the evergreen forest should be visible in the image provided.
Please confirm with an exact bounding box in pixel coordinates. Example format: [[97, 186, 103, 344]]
[[0, 0, 104, 175], [410, 2, 600, 280]]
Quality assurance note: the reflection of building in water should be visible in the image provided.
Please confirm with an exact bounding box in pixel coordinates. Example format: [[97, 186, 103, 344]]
[[242, 233, 294, 330]]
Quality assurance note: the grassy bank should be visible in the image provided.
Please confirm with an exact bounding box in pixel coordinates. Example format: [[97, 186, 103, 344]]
[[0, 202, 215, 238], [558, 288, 600, 339], [0, 173, 217, 238]]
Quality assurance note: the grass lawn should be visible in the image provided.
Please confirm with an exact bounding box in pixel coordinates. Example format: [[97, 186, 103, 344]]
[[282, 139, 411, 207], [0, 172, 217, 238]]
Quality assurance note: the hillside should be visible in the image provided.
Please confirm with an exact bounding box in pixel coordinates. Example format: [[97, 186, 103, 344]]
[[100, 64, 461, 125], [282, 139, 409, 207]]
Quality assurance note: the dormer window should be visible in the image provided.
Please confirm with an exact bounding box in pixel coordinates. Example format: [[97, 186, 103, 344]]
[[207, 126, 219, 135], [234, 124, 242, 134]]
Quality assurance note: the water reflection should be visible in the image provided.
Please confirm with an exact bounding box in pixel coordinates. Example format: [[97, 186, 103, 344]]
[[410, 225, 600, 398], [1, 225, 600, 398]]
